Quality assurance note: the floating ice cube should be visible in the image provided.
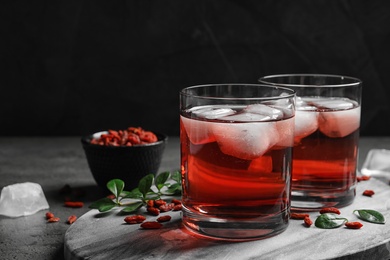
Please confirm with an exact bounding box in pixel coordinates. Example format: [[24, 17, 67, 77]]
[[181, 116, 216, 144], [190, 106, 236, 119], [274, 117, 295, 147], [296, 97, 318, 111], [0, 182, 49, 218], [310, 98, 355, 110], [219, 112, 271, 122], [318, 106, 360, 138], [244, 104, 284, 120], [211, 122, 279, 160], [294, 110, 319, 141]]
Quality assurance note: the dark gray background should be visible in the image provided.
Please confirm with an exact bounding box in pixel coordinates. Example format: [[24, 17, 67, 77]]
[[1, 0, 389, 137]]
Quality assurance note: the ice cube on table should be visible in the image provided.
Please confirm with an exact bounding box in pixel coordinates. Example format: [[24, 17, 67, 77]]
[[0, 182, 49, 218], [318, 106, 360, 138], [181, 116, 216, 144], [212, 121, 279, 160], [294, 110, 319, 141], [361, 149, 390, 182]]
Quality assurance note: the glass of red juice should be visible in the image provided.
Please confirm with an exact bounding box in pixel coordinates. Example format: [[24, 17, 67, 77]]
[[179, 84, 295, 240], [259, 74, 362, 211]]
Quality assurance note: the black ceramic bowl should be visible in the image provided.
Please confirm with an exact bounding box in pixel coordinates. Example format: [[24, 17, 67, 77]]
[[81, 131, 168, 189]]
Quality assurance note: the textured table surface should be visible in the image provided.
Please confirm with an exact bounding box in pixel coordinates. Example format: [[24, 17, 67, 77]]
[[64, 177, 390, 260], [0, 136, 390, 260]]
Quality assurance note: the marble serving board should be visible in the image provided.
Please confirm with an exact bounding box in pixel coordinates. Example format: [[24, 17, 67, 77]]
[[64, 178, 390, 260]]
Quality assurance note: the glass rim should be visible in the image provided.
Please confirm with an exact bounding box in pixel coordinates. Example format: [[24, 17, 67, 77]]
[[259, 74, 362, 88], [180, 83, 296, 101]]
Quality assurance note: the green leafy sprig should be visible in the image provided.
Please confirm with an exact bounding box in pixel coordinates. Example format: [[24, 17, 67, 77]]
[[89, 171, 181, 213], [315, 209, 386, 229]]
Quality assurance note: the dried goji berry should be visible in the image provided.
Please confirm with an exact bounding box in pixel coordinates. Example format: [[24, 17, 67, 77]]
[[157, 215, 171, 223], [64, 201, 84, 208], [146, 200, 155, 208], [140, 131, 158, 143], [147, 207, 160, 216], [154, 199, 167, 207], [362, 190, 375, 197], [45, 212, 55, 219], [124, 215, 146, 224], [345, 221, 363, 229], [67, 215, 77, 224], [357, 176, 371, 182], [140, 221, 163, 229], [290, 213, 310, 219], [127, 133, 141, 145], [159, 203, 174, 212], [171, 199, 182, 205], [106, 194, 116, 200], [91, 127, 157, 146], [47, 217, 60, 223], [304, 216, 313, 227], [319, 207, 341, 215], [172, 204, 182, 211]]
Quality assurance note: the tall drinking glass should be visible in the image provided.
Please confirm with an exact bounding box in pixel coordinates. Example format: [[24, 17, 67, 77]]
[[180, 84, 295, 240], [259, 74, 362, 211]]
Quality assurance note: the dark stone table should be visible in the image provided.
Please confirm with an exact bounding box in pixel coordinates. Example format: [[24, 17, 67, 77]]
[[0, 136, 389, 260]]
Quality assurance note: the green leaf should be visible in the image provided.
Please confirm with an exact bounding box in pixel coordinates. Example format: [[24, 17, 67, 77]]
[[171, 170, 181, 183], [121, 202, 143, 213], [353, 209, 386, 224], [122, 189, 143, 199], [138, 174, 154, 197], [107, 179, 125, 199], [144, 193, 160, 201], [163, 183, 182, 195], [89, 197, 117, 212], [315, 213, 348, 229], [155, 171, 170, 190], [98, 203, 117, 212]]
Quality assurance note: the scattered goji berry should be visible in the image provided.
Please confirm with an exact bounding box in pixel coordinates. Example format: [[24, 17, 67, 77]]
[[171, 199, 182, 205], [154, 199, 167, 207], [47, 217, 60, 223], [172, 204, 182, 211], [147, 207, 160, 216], [357, 176, 371, 182], [345, 221, 363, 229], [159, 203, 174, 212], [319, 207, 341, 215], [290, 213, 310, 219], [64, 201, 84, 208], [140, 221, 163, 229], [146, 200, 154, 208], [67, 215, 77, 224], [106, 194, 116, 200], [304, 216, 313, 227], [157, 215, 171, 223], [362, 190, 375, 197], [124, 215, 146, 224], [45, 212, 55, 219]]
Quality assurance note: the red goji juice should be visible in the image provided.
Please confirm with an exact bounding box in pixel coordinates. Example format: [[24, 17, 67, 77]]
[[291, 97, 360, 210], [180, 104, 294, 240]]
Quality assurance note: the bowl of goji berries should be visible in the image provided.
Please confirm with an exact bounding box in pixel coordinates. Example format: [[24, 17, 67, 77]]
[[81, 126, 168, 189]]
